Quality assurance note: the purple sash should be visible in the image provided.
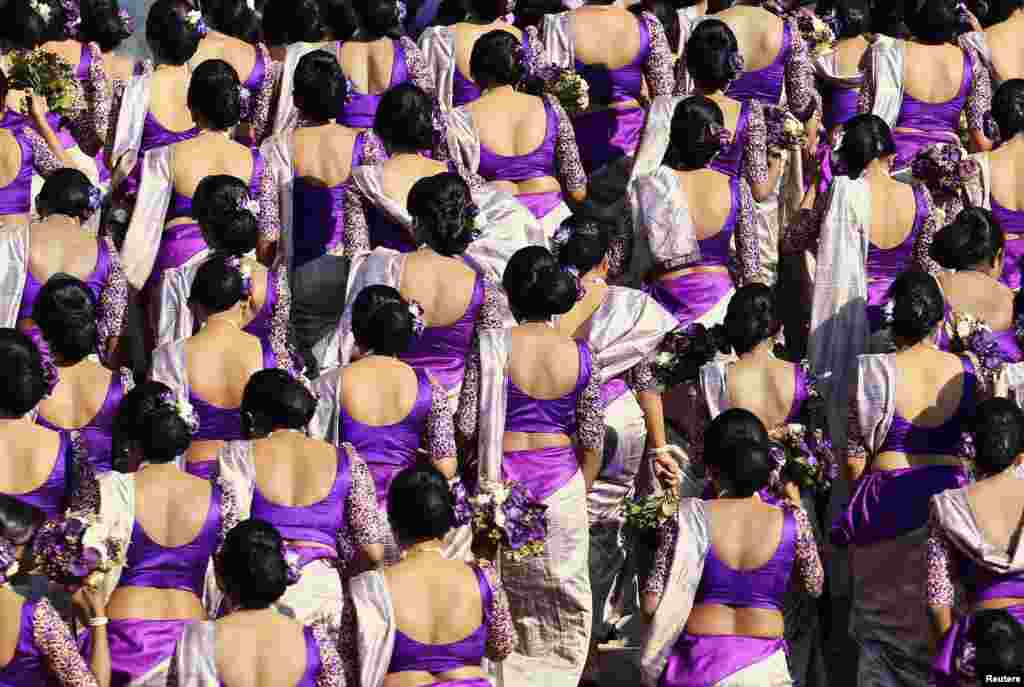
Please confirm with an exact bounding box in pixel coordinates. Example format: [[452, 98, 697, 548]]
[[502, 445, 579, 503], [148, 223, 208, 291], [516, 190, 565, 220], [102, 618, 189, 686], [659, 633, 786, 687], [571, 106, 647, 174], [647, 271, 733, 329]]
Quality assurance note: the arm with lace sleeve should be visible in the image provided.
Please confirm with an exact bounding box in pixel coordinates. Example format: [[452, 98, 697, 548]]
[[791, 504, 824, 597], [427, 375, 457, 466], [360, 132, 386, 166], [846, 391, 868, 465], [342, 186, 371, 256], [784, 21, 817, 122], [477, 560, 514, 661], [311, 614, 345, 687], [250, 46, 281, 146], [548, 95, 585, 196], [926, 518, 957, 607], [97, 236, 127, 363], [689, 390, 710, 469], [69, 44, 108, 157], [965, 46, 992, 135], [338, 592, 358, 687], [456, 282, 504, 439], [858, 44, 876, 116], [214, 474, 243, 554], [34, 600, 99, 687], [403, 37, 436, 96], [258, 159, 281, 242], [643, 516, 678, 600], [342, 448, 388, 559], [25, 127, 65, 177], [911, 186, 941, 275], [781, 184, 827, 254], [576, 359, 605, 455], [743, 103, 769, 189], [734, 180, 761, 286], [641, 12, 675, 98], [627, 361, 657, 394]]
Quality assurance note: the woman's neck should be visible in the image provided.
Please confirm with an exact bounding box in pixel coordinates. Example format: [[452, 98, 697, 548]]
[[0, 415, 29, 427], [204, 309, 244, 331], [737, 338, 775, 362]]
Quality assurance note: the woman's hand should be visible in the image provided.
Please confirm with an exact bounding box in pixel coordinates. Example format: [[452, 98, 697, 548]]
[[783, 481, 802, 507], [26, 92, 49, 126], [649, 446, 685, 495], [72, 584, 106, 623]]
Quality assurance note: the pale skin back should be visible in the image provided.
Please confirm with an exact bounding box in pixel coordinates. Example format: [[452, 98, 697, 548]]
[[834, 35, 869, 75], [379, 155, 450, 207], [184, 320, 266, 408], [101, 51, 136, 83], [338, 39, 399, 95], [250, 433, 343, 510], [985, 12, 1024, 84], [452, 20, 522, 81], [0, 420, 62, 498], [400, 250, 479, 328], [725, 349, 798, 430], [167, 134, 255, 227], [215, 610, 311, 687], [341, 356, 421, 426], [715, 4, 784, 72], [190, 32, 258, 86], [292, 124, 363, 187], [36, 359, 114, 429], [571, 6, 643, 71], [24, 218, 100, 294], [671, 168, 734, 242], [864, 167, 918, 248], [901, 42, 967, 106], [986, 138, 1024, 212], [147, 65, 196, 134], [40, 39, 87, 71], [937, 268, 1015, 332]]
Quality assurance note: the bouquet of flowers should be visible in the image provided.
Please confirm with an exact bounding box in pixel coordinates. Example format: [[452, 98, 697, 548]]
[[652, 323, 719, 390], [466, 481, 547, 561], [794, 7, 836, 57], [32, 512, 125, 588], [534, 64, 589, 116], [765, 105, 808, 152], [911, 143, 979, 196], [621, 490, 679, 533], [769, 423, 835, 495], [6, 49, 79, 118], [948, 311, 1006, 380]]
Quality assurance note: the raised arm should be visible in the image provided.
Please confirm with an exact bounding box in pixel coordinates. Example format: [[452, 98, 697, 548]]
[[926, 514, 957, 645]]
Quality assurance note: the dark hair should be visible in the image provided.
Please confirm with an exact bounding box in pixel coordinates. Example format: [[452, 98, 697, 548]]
[[557, 216, 610, 275], [838, 114, 896, 178], [703, 408, 770, 470], [871, 1, 911, 37], [408, 172, 475, 256], [970, 399, 1024, 475], [887, 270, 946, 343], [261, 0, 323, 44], [0, 494, 44, 547], [353, 0, 404, 39], [217, 519, 289, 609], [146, 0, 202, 65], [512, 0, 559, 28], [905, 0, 961, 43], [992, 79, 1024, 141], [930, 207, 1005, 270], [6, 0, 66, 46], [37, 169, 97, 221], [685, 19, 741, 91], [242, 369, 316, 437], [202, 0, 261, 43], [189, 254, 246, 313], [113, 381, 172, 467], [971, 609, 1024, 680], [33, 275, 98, 364], [351, 285, 415, 356], [374, 84, 435, 153], [0, 329, 49, 416], [835, 0, 871, 38], [664, 96, 725, 171], [294, 50, 348, 121], [503, 246, 578, 321], [631, 0, 680, 54], [321, 0, 359, 40], [136, 401, 192, 463], [188, 59, 241, 130], [193, 175, 259, 256], [0, 70, 9, 109], [718, 439, 775, 497], [987, 0, 1024, 23], [387, 465, 455, 543], [718, 283, 781, 355], [80, 0, 133, 51], [470, 30, 524, 88], [468, 0, 508, 21]]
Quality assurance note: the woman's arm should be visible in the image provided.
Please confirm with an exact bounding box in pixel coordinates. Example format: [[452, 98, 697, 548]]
[[341, 186, 371, 257], [257, 157, 281, 267], [734, 180, 762, 286], [344, 449, 388, 567], [780, 179, 826, 255], [926, 519, 957, 648], [911, 186, 941, 275], [427, 375, 458, 480], [791, 505, 824, 598], [641, 516, 678, 617], [479, 561, 515, 662], [640, 12, 675, 99], [27, 93, 80, 172], [575, 360, 606, 491], [744, 103, 784, 203], [784, 19, 818, 122], [965, 44, 993, 153], [35, 598, 106, 687], [549, 96, 586, 205]]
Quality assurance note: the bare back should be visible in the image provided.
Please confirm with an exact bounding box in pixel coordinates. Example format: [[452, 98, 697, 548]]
[[147, 66, 196, 134], [0, 128, 23, 192], [36, 360, 113, 429], [338, 39, 398, 95], [26, 221, 100, 287], [452, 21, 522, 81], [251, 433, 341, 511], [216, 612, 311, 687], [400, 251, 478, 328], [706, 93, 742, 134], [716, 5, 784, 72], [0, 422, 61, 497], [0, 589, 25, 671], [341, 357, 421, 426], [185, 328, 265, 408], [571, 6, 643, 70], [293, 125, 363, 187], [937, 270, 1015, 331], [835, 35, 870, 75], [102, 51, 136, 84], [40, 40, 84, 72], [507, 327, 582, 402], [725, 357, 797, 430], [171, 135, 255, 205], [987, 144, 1024, 212], [466, 91, 549, 157], [986, 17, 1024, 84], [191, 33, 258, 86], [674, 168, 734, 241], [380, 155, 450, 207], [865, 175, 918, 248], [965, 468, 1024, 563], [901, 42, 967, 106]]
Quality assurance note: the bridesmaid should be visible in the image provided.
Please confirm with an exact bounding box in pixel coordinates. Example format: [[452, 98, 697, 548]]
[[80, 0, 137, 86], [341, 466, 515, 686], [33, 276, 134, 475], [959, 0, 1024, 89], [458, 246, 603, 687], [260, 0, 323, 63], [0, 495, 111, 687], [169, 520, 340, 687]]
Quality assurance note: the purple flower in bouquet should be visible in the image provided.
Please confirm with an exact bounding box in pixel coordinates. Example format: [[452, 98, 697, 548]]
[[912, 143, 979, 195], [451, 479, 471, 527], [32, 515, 123, 588], [984, 111, 1001, 144], [238, 86, 252, 121], [967, 327, 1005, 376]]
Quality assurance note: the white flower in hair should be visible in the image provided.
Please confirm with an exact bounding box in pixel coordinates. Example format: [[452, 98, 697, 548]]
[[185, 9, 202, 26], [30, 0, 52, 23]]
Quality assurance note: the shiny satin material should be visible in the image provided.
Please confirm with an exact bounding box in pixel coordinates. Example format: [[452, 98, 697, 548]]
[[697, 179, 739, 268], [478, 99, 558, 183], [515, 190, 565, 220], [863, 184, 928, 331], [36, 372, 129, 474], [659, 634, 787, 687], [574, 15, 648, 104], [649, 271, 734, 330], [0, 602, 46, 686], [243, 46, 267, 91], [399, 273, 483, 390], [958, 559, 1024, 602], [572, 105, 647, 174], [726, 22, 793, 105], [896, 52, 972, 133], [453, 68, 482, 108], [6, 432, 68, 519], [118, 487, 222, 595], [388, 566, 491, 674], [710, 103, 751, 179], [368, 204, 418, 253], [990, 197, 1024, 289], [340, 367, 433, 509], [505, 341, 592, 435], [189, 341, 276, 442], [933, 604, 1024, 687], [105, 618, 189, 687], [17, 238, 115, 321], [141, 112, 200, 153], [149, 223, 207, 291], [502, 445, 580, 503], [823, 85, 860, 132], [250, 446, 352, 549], [241, 266, 280, 342], [0, 113, 34, 214], [339, 40, 410, 129]]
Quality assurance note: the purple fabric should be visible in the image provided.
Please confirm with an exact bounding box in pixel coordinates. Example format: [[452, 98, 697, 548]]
[[892, 130, 962, 174], [896, 52, 972, 134], [502, 445, 579, 503], [648, 270, 734, 329], [993, 328, 1023, 363], [695, 179, 740, 268], [119, 486, 222, 594], [17, 237, 115, 322], [786, 364, 809, 423], [299, 626, 322, 687], [185, 459, 217, 481], [506, 342, 593, 435], [959, 559, 1024, 603], [574, 15, 649, 104], [830, 464, 969, 547], [399, 274, 484, 390], [189, 395, 245, 443], [36, 369, 129, 474], [863, 184, 928, 330], [427, 680, 492, 687], [340, 367, 433, 509], [241, 265, 280, 342], [571, 105, 647, 174], [601, 377, 629, 408], [243, 46, 267, 92], [388, 566, 491, 674], [165, 189, 194, 222], [659, 633, 786, 687], [990, 197, 1024, 289], [932, 604, 1024, 687], [4, 432, 69, 519], [141, 112, 200, 153], [695, 509, 796, 611], [251, 446, 352, 549], [368, 205, 417, 253], [453, 68, 482, 108], [103, 618, 190, 687], [725, 22, 793, 106], [339, 40, 410, 129], [147, 223, 208, 293], [0, 113, 35, 215], [478, 99, 558, 183], [0, 601, 47, 686], [709, 102, 751, 179], [44, 112, 77, 149], [823, 85, 860, 132], [288, 542, 340, 570], [515, 190, 565, 220]]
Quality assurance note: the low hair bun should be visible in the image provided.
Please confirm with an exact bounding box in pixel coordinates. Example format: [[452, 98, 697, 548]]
[[408, 173, 475, 257], [887, 270, 945, 343], [664, 96, 727, 171]]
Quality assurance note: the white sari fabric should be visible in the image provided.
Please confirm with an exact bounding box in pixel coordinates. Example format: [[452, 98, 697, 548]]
[[0, 223, 28, 328], [109, 61, 154, 192], [418, 26, 457, 111], [349, 570, 397, 687], [260, 131, 298, 275], [959, 31, 999, 86], [149, 339, 190, 399], [154, 249, 208, 349], [121, 145, 174, 290], [864, 39, 905, 131]]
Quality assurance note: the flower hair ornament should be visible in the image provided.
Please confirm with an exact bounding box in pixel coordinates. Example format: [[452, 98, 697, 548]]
[[236, 193, 260, 217], [24, 326, 59, 399], [463, 200, 481, 242], [159, 390, 200, 436], [87, 185, 103, 214], [710, 124, 733, 154], [504, 0, 516, 17], [408, 301, 426, 338], [396, 0, 407, 23], [983, 111, 1001, 145], [29, 0, 52, 23], [282, 544, 301, 586], [184, 9, 208, 36], [0, 537, 19, 586], [767, 443, 786, 489], [117, 8, 134, 35], [60, 0, 80, 38], [225, 255, 253, 299], [550, 220, 575, 252], [238, 86, 252, 121]]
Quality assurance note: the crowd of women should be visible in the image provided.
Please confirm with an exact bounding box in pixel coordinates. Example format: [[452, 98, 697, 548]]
[[1, 0, 1024, 685]]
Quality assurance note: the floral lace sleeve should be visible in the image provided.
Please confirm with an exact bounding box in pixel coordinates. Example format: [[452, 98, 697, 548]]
[[427, 376, 457, 460], [576, 351, 605, 454], [743, 102, 769, 188], [911, 185, 941, 275], [258, 159, 281, 242], [97, 236, 127, 362], [338, 590, 358, 687], [33, 599, 99, 687], [626, 361, 657, 394], [105, 79, 127, 164], [26, 128, 64, 177], [402, 37, 436, 96], [342, 186, 371, 256], [784, 19, 818, 122], [456, 282, 505, 439], [858, 43, 877, 116], [643, 516, 678, 600], [339, 446, 388, 567], [964, 45, 992, 134], [673, 47, 690, 97], [926, 516, 957, 606], [214, 476, 242, 554], [547, 95, 585, 194], [689, 389, 710, 469], [846, 392, 868, 463], [311, 614, 345, 687], [68, 43, 109, 157], [781, 186, 828, 254], [733, 180, 761, 286], [640, 12, 675, 98], [250, 45, 280, 146], [789, 503, 824, 597], [476, 560, 515, 661], [360, 132, 386, 166], [68, 432, 100, 516]]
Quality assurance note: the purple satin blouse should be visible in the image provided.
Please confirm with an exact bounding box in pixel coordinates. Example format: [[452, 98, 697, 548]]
[[574, 14, 650, 104], [339, 40, 411, 129], [896, 51, 973, 133], [5, 432, 69, 519], [709, 102, 752, 179], [477, 99, 558, 183], [991, 196, 1024, 290], [17, 238, 116, 322], [726, 21, 793, 106], [865, 184, 929, 331], [189, 341, 277, 442], [0, 112, 36, 215], [141, 112, 200, 154], [505, 342, 594, 436]]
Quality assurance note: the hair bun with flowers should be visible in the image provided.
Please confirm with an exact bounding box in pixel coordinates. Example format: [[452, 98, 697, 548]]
[[24, 326, 59, 399], [60, 0, 81, 38], [29, 0, 53, 24], [408, 301, 426, 338], [159, 390, 199, 436], [224, 255, 253, 299], [184, 8, 208, 36]]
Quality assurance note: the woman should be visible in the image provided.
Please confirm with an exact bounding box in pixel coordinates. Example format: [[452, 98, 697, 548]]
[[640, 433, 823, 686], [33, 276, 134, 475], [418, 0, 541, 110], [169, 519, 338, 687], [834, 271, 981, 686], [342, 466, 514, 686], [80, 0, 136, 86], [932, 208, 1020, 361], [0, 495, 111, 687], [90, 383, 241, 687], [860, 0, 991, 177], [121, 59, 273, 302], [447, 30, 586, 233], [928, 398, 1024, 685], [310, 286, 457, 560], [260, 0, 323, 63], [202, 370, 386, 629], [458, 245, 603, 687], [261, 50, 384, 272], [959, 0, 1024, 89]]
